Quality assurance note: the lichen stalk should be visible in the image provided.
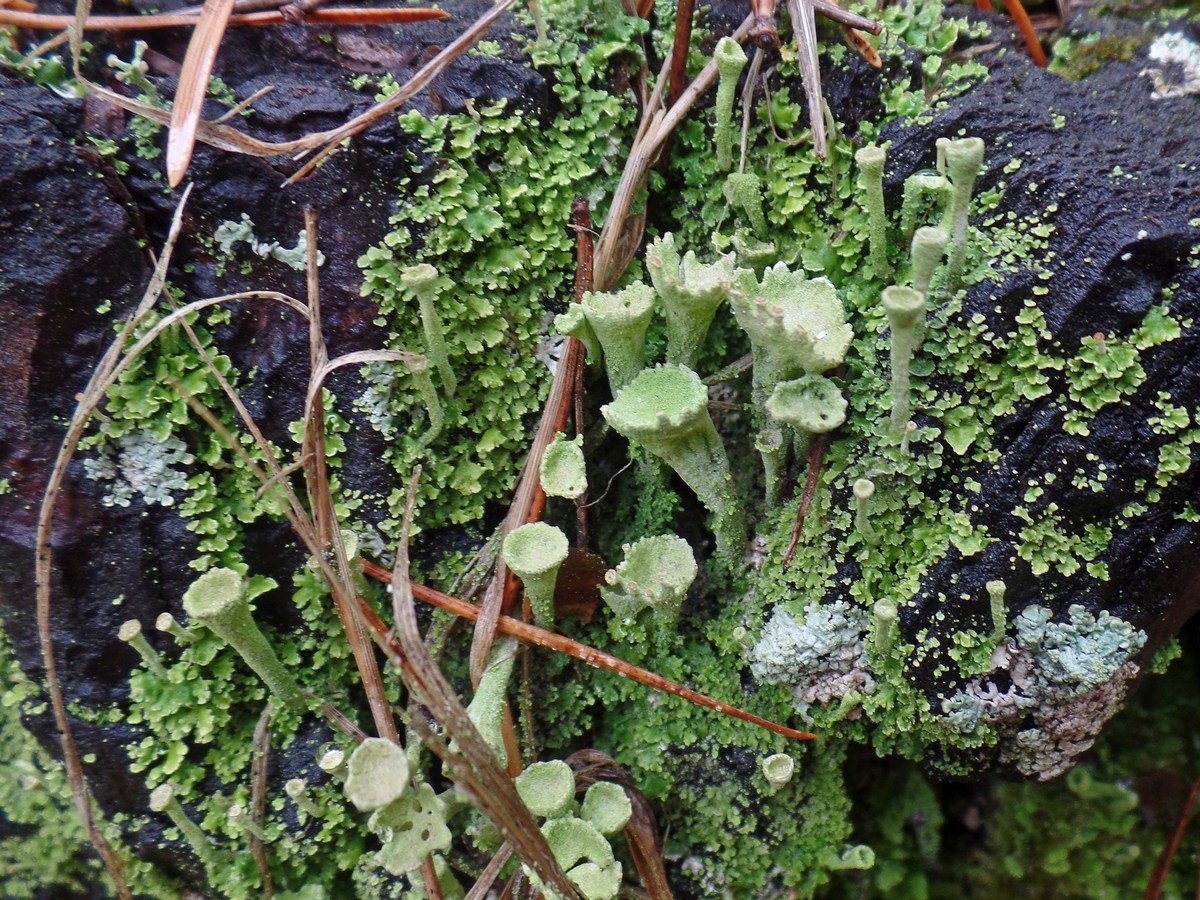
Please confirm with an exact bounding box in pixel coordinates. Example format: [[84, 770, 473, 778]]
[[853, 478, 880, 547], [987, 579, 1007, 646], [713, 36, 748, 171], [285, 779, 325, 819], [723, 172, 768, 238], [882, 285, 927, 434], [899, 172, 948, 241], [155, 612, 198, 645], [909, 226, 949, 297], [401, 264, 458, 397], [118, 619, 166, 677], [464, 637, 518, 766], [181, 567, 306, 709], [940, 137, 985, 293], [149, 784, 223, 873], [873, 599, 898, 657], [404, 355, 443, 446], [855, 144, 889, 277]]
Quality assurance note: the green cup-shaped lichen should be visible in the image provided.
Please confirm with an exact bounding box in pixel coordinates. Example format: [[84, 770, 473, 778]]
[[149, 784, 224, 874], [941, 137, 986, 292], [763, 374, 848, 504], [854, 144, 888, 276], [873, 599, 898, 657], [580, 781, 632, 836], [761, 753, 794, 795], [601, 365, 745, 569], [401, 263, 457, 397], [182, 567, 305, 709], [463, 637, 518, 767], [900, 171, 948, 243], [881, 285, 927, 433], [599, 534, 697, 634], [723, 172, 768, 238], [579, 282, 656, 394], [515, 759, 577, 819], [345, 737, 410, 813], [646, 233, 737, 368], [713, 36, 747, 171], [554, 303, 601, 365], [370, 783, 452, 876], [118, 619, 166, 678], [540, 433, 587, 500], [502, 522, 569, 629], [910, 226, 949, 297]]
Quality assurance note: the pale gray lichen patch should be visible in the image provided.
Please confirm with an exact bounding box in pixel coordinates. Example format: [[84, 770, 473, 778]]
[[83, 428, 194, 507], [941, 604, 1146, 778], [213, 213, 326, 271], [749, 601, 873, 706]]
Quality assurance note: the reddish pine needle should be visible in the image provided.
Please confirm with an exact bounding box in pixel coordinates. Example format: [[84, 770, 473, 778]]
[[359, 560, 816, 742], [0, 6, 447, 30]]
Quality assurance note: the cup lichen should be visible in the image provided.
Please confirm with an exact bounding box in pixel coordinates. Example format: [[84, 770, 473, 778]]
[[400, 263, 458, 397], [540, 433, 588, 500], [854, 144, 889, 276], [502, 522, 570, 629], [601, 365, 745, 568], [645, 232, 738, 368], [881, 284, 927, 433], [575, 283, 657, 394], [599, 534, 697, 638], [713, 36, 748, 171]]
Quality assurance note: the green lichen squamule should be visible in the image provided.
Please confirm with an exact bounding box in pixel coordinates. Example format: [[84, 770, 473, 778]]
[[181, 567, 305, 709], [502, 522, 569, 629], [400, 263, 458, 397], [713, 36, 747, 171], [601, 365, 745, 569]]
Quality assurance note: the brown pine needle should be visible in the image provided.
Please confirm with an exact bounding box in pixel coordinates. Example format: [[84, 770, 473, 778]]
[[0, 6, 446, 29], [360, 560, 817, 742], [166, 0, 237, 186], [783, 432, 831, 568]]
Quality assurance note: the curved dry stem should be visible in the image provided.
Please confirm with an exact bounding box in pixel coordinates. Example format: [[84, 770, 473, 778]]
[[69, 0, 516, 184]]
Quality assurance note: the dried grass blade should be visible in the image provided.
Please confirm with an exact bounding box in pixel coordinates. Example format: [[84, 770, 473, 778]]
[[33, 186, 199, 900], [786, 0, 826, 159], [388, 473, 584, 898], [166, 0, 236, 187], [300, 210, 398, 744], [466, 843, 514, 900]]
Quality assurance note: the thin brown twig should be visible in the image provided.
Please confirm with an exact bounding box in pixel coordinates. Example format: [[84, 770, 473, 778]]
[[420, 855, 445, 900], [783, 432, 831, 568], [249, 703, 274, 898], [1145, 774, 1200, 900], [362, 560, 816, 742], [465, 844, 514, 900], [666, 0, 695, 108]]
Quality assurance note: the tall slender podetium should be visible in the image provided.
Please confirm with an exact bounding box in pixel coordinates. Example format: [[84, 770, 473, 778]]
[[713, 36, 748, 171], [400, 264, 458, 397], [881, 285, 927, 434]]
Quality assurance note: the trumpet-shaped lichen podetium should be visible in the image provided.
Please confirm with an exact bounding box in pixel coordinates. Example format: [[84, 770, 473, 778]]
[[601, 365, 745, 569], [645, 232, 738, 368], [854, 144, 889, 277], [502, 522, 570, 630], [733, 264, 852, 502], [941, 136, 986, 292], [576, 282, 656, 394], [765, 374, 848, 457], [344, 737, 410, 813], [181, 567, 305, 709], [540, 432, 587, 500], [599, 534, 697, 637], [580, 781, 632, 836], [713, 36, 747, 171], [882, 284, 928, 433]]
